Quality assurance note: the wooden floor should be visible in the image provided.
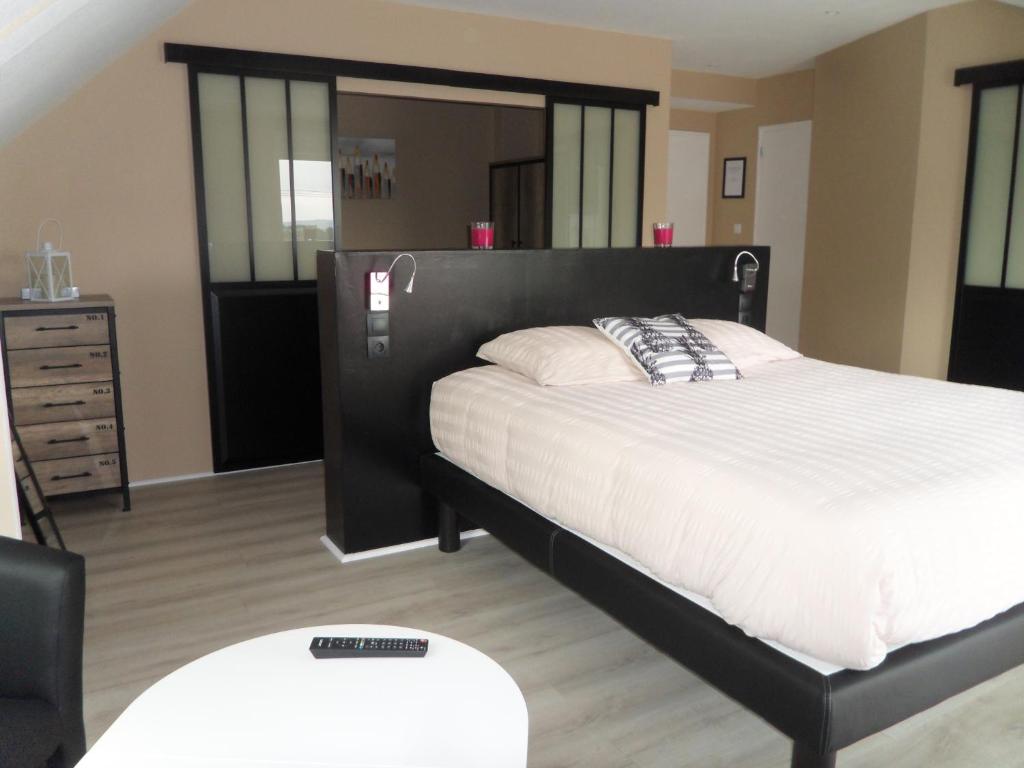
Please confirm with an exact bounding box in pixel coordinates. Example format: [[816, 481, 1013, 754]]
[[50, 462, 1024, 767]]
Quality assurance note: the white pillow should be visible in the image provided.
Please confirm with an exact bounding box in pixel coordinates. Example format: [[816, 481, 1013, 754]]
[[477, 326, 644, 386], [688, 319, 801, 370]]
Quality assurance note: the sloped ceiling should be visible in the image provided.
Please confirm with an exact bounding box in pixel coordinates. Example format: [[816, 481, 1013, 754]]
[[0, 0, 189, 147], [3, 0, 1024, 149]]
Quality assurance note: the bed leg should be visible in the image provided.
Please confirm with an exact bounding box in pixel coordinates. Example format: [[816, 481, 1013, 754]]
[[437, 501, 461, 553], [791, 742, 836, 768]]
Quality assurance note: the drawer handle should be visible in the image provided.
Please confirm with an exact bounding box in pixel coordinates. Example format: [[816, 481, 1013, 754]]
[[40, 363, 83, 370], [51, 472, 92, 481], [47, 436, 90, 445], [35, 324, 80, 331], [43, 400, 87, 408]]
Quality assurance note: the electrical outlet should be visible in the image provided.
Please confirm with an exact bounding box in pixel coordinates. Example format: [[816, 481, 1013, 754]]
[[733, 223, 742, 235]]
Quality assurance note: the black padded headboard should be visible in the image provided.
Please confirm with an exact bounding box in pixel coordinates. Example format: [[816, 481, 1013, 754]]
[[317, 247, 770, 554]]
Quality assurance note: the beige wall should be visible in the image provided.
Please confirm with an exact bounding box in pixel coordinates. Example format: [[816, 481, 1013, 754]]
[[901, 0, 1024, 378], [800, 16, 927, 371], [800, 0, 1024, 375], [338, 96, 542, 251], [671, 70, 757, 106], [710, 70, 815, 246], [0, 0, 670, 482], [668, 70, 814, 252]]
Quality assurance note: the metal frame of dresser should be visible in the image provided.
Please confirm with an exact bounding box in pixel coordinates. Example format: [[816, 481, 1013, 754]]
[[1, 301, 131, 512]]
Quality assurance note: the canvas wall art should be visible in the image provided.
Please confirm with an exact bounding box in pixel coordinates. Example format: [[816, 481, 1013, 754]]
[[339, 137, 396, 199]]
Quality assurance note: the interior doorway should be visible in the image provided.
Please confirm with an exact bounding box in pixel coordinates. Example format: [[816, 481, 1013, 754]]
[[667, 130, 710, 246], [174, 44, 656, 474], [753, 120, 812, 349], [336, 91, 545, 250]]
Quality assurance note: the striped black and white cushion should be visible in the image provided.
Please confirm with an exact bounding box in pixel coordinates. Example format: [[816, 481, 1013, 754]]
[[593, 314, 741, 385]]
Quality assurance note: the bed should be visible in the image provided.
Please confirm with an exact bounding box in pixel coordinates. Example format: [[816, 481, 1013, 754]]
[[430, 354, 1024, 674], [316, 246, 1024, 768]]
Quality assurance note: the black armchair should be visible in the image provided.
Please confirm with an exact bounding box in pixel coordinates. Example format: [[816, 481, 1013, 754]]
[[0, 537, 86, 768]]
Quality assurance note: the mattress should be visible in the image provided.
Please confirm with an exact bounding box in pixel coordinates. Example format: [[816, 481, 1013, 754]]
[[429, 357, 1024, 671]]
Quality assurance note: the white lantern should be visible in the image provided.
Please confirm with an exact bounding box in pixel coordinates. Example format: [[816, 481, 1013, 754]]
[[25, 219, 75, 302]]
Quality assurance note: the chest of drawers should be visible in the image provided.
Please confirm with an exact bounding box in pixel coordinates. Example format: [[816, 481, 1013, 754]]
[[1, 295, 130, 510]]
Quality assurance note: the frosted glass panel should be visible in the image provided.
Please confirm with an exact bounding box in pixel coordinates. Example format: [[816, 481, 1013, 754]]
[[245, 78, 294, 281], [581, 107, 612, 248], [290, 81, 334, 280], [964, 86, 1018, 287], [199, 74, 250, 282], [551, 103, 582, 248], [1006, 92, 1024, 289], [611, 109, 640, 247]]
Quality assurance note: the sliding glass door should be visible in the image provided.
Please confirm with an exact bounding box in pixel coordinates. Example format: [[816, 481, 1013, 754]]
[[190, 69, 337, 471], [196, 73, 335, 283], [547, 98, 644, 248], [949, 80, 1024, 391]]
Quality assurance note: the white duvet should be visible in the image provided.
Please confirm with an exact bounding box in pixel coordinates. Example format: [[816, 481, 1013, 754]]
[[429, 357, 1024, 670]]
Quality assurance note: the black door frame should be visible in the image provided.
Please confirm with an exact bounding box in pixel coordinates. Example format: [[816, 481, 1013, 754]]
[[489, 157, 545, 249], [170, 43, 658, 472], [185, 64, 339, 472], [167, 44, 659, 107], [949, 58, 1024, 383]]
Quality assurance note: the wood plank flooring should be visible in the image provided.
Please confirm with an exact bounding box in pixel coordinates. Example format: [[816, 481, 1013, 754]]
[[49, 462, 1024, 767]]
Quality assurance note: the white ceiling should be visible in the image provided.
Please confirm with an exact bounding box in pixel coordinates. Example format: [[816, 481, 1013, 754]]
[[0, 0, 188, 146], [396, 0, 1023, 76]]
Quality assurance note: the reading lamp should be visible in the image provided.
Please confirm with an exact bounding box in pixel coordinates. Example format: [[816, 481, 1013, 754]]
[[366, 253, 417, 359], [732, 250, 760, 294], [384, 252, 416, 291], [368, 253, 417, 310], [732, 250, 760, 282]]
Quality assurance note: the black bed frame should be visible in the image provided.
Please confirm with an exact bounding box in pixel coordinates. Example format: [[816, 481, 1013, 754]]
[[317, 247, 1024, 767]]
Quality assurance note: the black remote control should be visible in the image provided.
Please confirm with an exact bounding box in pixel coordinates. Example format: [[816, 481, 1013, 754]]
[[309, 636, 429, 659]]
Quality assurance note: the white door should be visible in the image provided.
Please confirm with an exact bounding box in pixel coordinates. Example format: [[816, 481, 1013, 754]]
[[667, 130, 710, 246], [753, 120, 812, 349]]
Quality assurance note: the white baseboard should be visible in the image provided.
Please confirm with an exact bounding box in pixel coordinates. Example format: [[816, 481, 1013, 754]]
[[130, 459, 323, 488], [320, 529, 489, 564]]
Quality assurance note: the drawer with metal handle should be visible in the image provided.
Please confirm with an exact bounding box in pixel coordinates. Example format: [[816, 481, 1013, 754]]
[[7, 345, 113, 387], [34, 452, 122, 496], [11, 381, 116, 425], [4, 311, 110, 350], [18, 418, 120, 460]]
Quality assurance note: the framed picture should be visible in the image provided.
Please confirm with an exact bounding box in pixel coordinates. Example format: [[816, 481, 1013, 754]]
[[338, 137, 396, 199], [722, 157, 746, 199]]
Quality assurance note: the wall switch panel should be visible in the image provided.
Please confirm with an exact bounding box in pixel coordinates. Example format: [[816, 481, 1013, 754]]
[[740, 263, 758, 293], [367, 311, 390, 358], [368, 272, 390, 310]]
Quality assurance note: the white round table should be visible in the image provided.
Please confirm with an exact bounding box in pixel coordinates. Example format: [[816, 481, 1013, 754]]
[[79, 625, 528, 768]]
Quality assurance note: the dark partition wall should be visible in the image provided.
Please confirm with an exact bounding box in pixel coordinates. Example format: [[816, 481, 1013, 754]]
[[317, 247, 770, 554]]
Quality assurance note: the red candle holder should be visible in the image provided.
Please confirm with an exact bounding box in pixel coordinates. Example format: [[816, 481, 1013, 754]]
[[653, 222, 674, 247], [469, 222, 495, 249]]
